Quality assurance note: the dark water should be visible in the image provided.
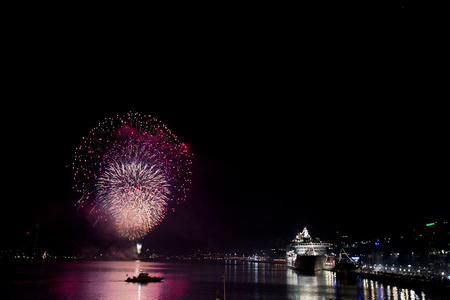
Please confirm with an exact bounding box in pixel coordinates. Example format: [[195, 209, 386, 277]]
[[0, 260, 443, 299]]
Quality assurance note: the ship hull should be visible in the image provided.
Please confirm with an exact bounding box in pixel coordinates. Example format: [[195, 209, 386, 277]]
[[291, 255, 326, 271], [335, 262, 360, 278]]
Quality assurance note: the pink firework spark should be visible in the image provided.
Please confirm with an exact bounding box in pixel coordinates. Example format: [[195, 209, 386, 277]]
[[73, 112, 192, 240]]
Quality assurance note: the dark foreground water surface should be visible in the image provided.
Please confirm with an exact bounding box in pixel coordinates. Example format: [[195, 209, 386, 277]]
[[1, 260, 444, 299]]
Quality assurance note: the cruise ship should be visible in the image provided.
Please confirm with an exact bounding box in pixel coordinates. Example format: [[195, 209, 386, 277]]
[[286, 227, 330, 271]]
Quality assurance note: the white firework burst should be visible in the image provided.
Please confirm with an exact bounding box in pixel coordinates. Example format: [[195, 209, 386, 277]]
[[96, 156, 171, 239]]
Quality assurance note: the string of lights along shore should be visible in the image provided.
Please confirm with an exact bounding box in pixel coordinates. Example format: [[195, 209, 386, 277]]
[[72, 112, 193, 240]]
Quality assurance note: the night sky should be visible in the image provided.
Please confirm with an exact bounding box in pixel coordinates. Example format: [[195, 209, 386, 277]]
[[3, 22, 447, 254]]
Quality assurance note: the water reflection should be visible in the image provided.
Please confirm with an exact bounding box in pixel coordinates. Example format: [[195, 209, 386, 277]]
[[361, 279, 427, 300], [45, 261, 188, 300], [287, 269, 338, 299], [3, 261, 436, 299], [284, 267, 430, 300]]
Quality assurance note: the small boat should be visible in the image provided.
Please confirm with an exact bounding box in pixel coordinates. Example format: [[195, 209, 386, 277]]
[[125, 271, 164, 283]]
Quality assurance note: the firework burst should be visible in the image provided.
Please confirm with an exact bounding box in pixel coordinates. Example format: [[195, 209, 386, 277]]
[[73, 112, 192, 240]]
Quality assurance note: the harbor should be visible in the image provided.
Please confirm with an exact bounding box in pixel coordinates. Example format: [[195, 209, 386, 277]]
[[360, 264, 450, 296]]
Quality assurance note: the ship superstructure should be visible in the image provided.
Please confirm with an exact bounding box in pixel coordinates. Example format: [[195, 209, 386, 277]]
[[286, 227, 330, 271]]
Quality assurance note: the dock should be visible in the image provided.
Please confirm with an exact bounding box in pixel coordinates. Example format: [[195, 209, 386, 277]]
[[360, 266, 450, 296]]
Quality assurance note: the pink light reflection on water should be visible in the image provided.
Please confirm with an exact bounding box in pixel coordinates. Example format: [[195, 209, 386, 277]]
[[49, 272, 83, 298], [138, 277, 190, 300], [4, 261, 436, 299], [47, 261, 191, 300]]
